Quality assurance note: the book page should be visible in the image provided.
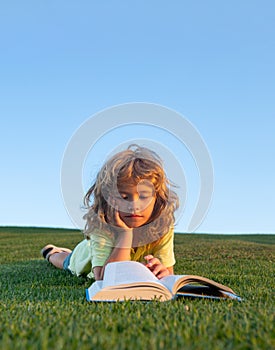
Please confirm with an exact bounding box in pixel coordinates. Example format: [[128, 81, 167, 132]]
[[102, 261, 159, 288], [159, 274, 188, 292], [160, 274, 236, 295], [90, 284, 172, 302]]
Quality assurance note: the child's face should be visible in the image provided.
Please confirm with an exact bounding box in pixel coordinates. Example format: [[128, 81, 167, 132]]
[[116, 180, 156, 228]]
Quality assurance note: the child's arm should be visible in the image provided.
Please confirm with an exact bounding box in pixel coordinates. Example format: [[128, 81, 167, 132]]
[[93, 231, 133, 280], [94, 207, 133, 280], [93, 266, 104, 280]]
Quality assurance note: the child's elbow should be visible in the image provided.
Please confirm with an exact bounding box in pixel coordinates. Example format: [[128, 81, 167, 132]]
[[93, 266, 104, 280]]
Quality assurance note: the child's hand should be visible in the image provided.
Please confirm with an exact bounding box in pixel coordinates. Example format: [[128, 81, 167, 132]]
[[107, 197, 132, 231], [144, 255, 170, 279]]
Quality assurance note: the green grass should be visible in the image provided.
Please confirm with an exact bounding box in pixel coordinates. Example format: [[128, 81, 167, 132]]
[[0, 227, 274, 350]]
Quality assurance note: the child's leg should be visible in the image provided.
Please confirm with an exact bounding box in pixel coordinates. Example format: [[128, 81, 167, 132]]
[[41, 244, 72, 270], [49, 251, 70, 269]]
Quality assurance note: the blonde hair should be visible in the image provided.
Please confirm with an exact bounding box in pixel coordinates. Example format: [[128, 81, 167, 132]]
[[83, 144, 179, 245]]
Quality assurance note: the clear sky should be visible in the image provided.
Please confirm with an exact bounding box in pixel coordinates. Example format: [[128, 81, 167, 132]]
[[0, 0, 274, 233]]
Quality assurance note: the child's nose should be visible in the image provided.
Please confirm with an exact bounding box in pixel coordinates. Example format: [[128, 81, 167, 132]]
[[127, 200, 140, 212]]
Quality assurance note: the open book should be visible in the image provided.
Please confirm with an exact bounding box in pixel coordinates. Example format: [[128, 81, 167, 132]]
[[86, 261, 241, 302]]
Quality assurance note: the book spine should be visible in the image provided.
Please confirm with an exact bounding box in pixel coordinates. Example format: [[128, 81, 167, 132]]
[[85, 288, 90, 302]]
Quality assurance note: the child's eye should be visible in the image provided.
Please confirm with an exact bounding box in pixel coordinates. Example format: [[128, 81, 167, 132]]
[[114, 195, 126, 201]]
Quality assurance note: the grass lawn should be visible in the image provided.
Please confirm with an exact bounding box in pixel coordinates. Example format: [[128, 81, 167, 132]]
[[0, 227, 274, 350]]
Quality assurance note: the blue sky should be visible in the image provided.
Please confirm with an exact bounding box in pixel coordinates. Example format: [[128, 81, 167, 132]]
[[0, 0, 274, 233]]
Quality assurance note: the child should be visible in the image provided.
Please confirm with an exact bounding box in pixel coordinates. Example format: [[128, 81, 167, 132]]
[[41, 144, 179, 280]]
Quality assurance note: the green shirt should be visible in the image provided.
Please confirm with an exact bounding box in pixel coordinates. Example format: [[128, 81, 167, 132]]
[[68, 228, 175, 279]]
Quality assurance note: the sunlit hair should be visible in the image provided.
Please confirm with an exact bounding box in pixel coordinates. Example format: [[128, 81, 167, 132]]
[[83, 144, 179, 245]]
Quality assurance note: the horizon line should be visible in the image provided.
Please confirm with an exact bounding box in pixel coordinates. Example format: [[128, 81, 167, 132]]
[[0, 225, 274, 235]]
